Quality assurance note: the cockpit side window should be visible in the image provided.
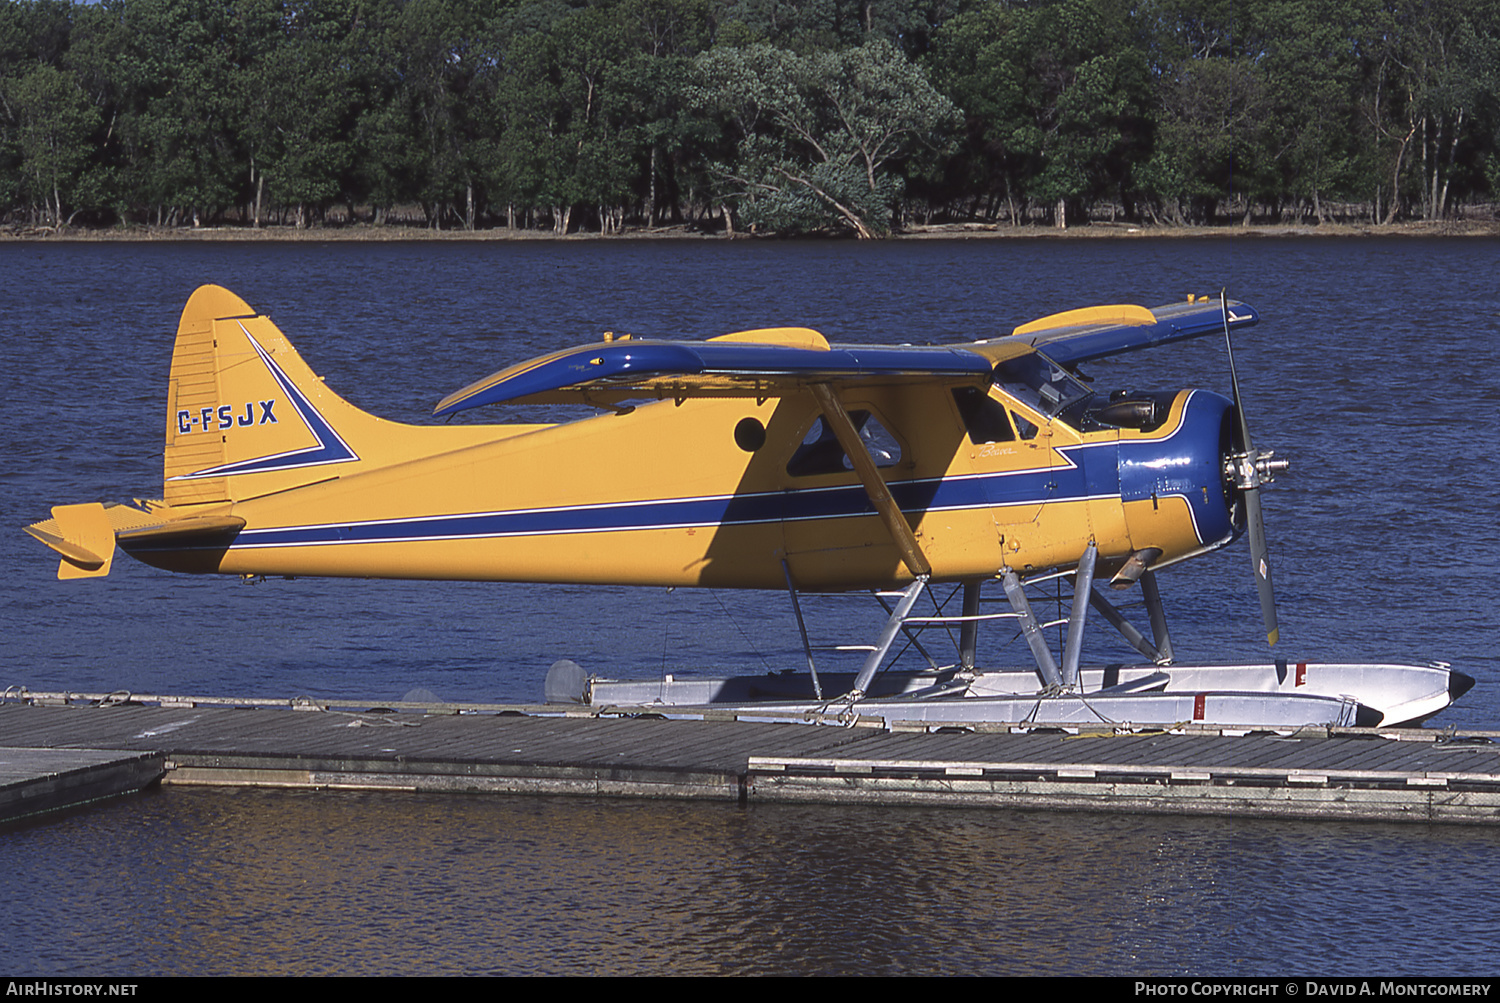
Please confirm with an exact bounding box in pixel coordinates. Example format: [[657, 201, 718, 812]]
[[995, 352, 1093, 423], [787, 410, 903, 477], [952, 386, 1015, 444]]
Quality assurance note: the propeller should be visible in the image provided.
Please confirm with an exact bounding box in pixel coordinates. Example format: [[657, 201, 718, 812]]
[[1220, 291, 1290, 646]]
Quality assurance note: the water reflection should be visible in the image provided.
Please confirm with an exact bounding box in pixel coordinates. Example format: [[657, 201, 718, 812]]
[[7, 787, 1500, 976]]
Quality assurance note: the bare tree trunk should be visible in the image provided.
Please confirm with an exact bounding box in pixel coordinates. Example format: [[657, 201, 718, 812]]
[[1425, 115, 1438, 219], [1384, 119, 1417, 225], [1439, 108, 1464, 219], [648, 146, 658, 226], [1055, 196, 1067, 230]]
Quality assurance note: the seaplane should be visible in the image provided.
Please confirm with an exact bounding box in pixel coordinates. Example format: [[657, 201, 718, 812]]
[[25, 285, 1472, 729]]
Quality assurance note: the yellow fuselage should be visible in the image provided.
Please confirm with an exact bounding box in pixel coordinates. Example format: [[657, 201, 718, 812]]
[[130, 382, 1230, 592]]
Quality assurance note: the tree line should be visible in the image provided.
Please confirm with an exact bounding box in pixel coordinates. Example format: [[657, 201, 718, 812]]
[[2, 0, 1498, 237]]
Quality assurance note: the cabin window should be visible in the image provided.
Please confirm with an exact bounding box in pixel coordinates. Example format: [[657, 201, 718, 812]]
[[734, 416, 766, 452], [952, 387, 1015, 444], [787, 410, 902, 477], [1012, 411, 1039, 440]]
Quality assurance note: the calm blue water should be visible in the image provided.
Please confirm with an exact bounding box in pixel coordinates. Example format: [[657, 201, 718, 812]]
[[2, 237, 1498, 975]]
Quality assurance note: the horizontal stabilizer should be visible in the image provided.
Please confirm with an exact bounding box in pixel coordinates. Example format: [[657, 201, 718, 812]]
[[25, 503, 116, 580], [25, 500, 246, 579], [116, 513, 247, 543]]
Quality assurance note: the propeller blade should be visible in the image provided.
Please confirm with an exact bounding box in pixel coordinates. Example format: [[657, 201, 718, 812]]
[[1243, 486, 1279, 646], [1221, 293, 1255, 452], [1221, 290, 1280, 647]]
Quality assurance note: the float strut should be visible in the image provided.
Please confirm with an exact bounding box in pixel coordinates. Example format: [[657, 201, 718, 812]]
[[1088, 587, 1166, 664], [959, 580, 982, 671], [1059, 543, 1097, 689], [849, 577, 928, 698], [1141, 569, 1175, 665], [1002, 569, 1063, 690], [781, 558, 823, 700]]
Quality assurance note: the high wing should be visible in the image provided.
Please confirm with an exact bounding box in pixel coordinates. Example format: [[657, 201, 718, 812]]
[[434, 328, 996, 415], [979, 297, 1258, 366], [433, 297, 1258, 416]]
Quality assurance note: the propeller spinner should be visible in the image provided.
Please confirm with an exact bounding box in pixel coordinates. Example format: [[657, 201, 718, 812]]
[[1220, 292, 1290, 646]]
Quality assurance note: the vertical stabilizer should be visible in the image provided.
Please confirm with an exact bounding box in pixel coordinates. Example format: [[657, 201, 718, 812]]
[[162, 285, 374, 505]]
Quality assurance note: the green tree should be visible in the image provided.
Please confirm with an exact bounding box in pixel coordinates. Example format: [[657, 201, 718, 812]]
[[1136, 57, 1271, 224], [693, 38, 958, 236], [487, 2, 644, 234], [385, 0, 503, 229], [236, 2, 370, 228], [1358, 0, 1500, 221], [0, 61, 99, 226], [108, 0, 257, 226], [929, 0, 1151, 227]]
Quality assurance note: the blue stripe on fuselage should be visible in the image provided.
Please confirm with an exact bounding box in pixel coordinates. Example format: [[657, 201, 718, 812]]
[[197, 440, 1124, 552]]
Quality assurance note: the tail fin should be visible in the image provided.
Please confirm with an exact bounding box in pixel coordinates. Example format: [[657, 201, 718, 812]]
[[163, 285, 382, 506], [31, 285, 507, 579]]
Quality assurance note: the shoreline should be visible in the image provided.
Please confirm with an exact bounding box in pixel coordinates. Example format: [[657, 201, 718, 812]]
[[5, 218, 1500, 242]]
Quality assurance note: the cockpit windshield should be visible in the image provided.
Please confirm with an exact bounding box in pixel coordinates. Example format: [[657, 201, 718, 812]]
[[994, 351, 1093, 421]]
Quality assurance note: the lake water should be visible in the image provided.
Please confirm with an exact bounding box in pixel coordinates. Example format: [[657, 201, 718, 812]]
[[2, 235, 1498, 975]]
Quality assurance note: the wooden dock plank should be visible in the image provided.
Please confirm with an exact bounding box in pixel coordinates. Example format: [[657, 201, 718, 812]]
[[3, 701, 1499, 824]]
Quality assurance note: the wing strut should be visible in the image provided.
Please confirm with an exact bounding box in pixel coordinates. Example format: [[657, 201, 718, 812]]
[[807, 382, 933, 700], [809, 382, 931, 579]]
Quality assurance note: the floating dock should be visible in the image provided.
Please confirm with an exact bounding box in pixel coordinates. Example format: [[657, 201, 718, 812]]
[[2, 694, 1498, 825], [0, 745, 164, 823]]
